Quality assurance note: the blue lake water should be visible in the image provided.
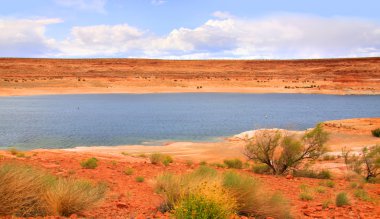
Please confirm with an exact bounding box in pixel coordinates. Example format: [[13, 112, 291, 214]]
[[0, 93, 379, 150]]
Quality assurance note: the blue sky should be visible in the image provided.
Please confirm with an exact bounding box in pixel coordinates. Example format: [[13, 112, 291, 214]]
[[1, 0, 380, 59]]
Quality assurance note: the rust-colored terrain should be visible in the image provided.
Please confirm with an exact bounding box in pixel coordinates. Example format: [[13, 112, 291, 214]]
[[0, 57, 379, 96], [0, 118, 380, 218]]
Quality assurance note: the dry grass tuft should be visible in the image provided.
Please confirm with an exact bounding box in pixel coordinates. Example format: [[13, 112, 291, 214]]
[[0, 162, 106, 217]]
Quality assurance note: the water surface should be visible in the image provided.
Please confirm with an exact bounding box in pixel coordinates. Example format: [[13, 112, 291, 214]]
[[0, 93, 379, 150]]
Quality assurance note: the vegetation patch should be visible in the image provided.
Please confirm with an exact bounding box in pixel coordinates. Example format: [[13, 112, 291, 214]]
[[293, 169, 331, 179], [243, 124, 328, 175], [0, 162, 106, 217], [342, 145, 380, 181], [223, 158, 243, 169], [155, 166, 291, 218], [336, 192, 350, 207], [135, 176, 145, 182], [372, 128, 380, 137], [123, 167, 134, 175], [80, 157, 98, 169], [354, 189, 372, 202], [149, 153, 174, 166]]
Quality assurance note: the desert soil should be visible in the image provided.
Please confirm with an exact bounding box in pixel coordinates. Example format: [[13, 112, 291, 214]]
[[0, 118, 379, 218], [1, 57, 380, 96]]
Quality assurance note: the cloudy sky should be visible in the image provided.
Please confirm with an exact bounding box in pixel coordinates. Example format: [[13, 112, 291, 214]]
[[1, 0, 380, 59]]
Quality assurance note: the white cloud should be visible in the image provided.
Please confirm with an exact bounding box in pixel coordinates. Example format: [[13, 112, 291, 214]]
[[56, 24, 145, 57], [55, 0, 107, 13], [2, 13, 380, 58], [0, 18, 62, 57], [151, 0, 167, 6]]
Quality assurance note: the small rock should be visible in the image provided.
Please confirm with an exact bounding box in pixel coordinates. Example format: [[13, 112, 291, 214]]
[[116, 202, 128, 208], [285, 174, 293, 179]]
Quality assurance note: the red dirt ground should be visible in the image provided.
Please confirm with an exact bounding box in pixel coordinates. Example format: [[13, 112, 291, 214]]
[[0, 150, 379, 219]]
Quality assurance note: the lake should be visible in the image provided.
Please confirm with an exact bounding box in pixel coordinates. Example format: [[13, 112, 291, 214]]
[[0, 93, 379, 150]]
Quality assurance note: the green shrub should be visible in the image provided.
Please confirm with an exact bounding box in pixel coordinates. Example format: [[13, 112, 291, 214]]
[[123, 168, 134, 175], [149, 153, 173, 165], [162, 155, 173, 166], [299, 192, 313, 201], [354, 189, 372, 202], [299, 185, 314, 201], [315, 186, 326, 193], [0, 162, 106, 217], [322, 200, 332, 209], [223, 159, 243, 169], [174, 183, 235, 219], [336, 192, 350, 207], [199, 161, 207, 166], [80, 158, 98, 169], [372, 128, 380, 137], [210, 162, 226, 168], [135, 176, 144, 182], [293, 169, 331, 179], [121, 152, 129, 156], [319, 180, 335, 188], [244, 124, 328, 175], [150, 153, 162, 164], [155, 167, 292, 218], [252, 163, 271, 174]]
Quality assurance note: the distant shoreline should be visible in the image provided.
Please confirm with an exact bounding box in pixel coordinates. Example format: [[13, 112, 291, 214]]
[[1, 57, 379, 96]]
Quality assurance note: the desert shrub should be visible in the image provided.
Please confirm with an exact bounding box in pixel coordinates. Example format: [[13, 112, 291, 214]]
[[222, 171, 291, 218], [315, 186, 326, 193], [223, 159, 243, 169], [138, 153, 147, 158], [299, 184, 314, 201], [372, 128, 380, 137], [8, 147, 19, 155], [135, 176, 144, 182], [293, 169, 331, 179], [123, 168, 134, 175], [44, 178, 107, 216], [342, 145, 380, 181], [354, 189, 372, 202], [155, 167, 291, 218], [162, 155, 173, 166], [121, 152, 129, 156], [252, 163, 271, 174], [0, 162, 106, 217], [243, 124, 328, 175], [174, 182, 236, 219], [149, 153, 174, 165], [150, 153, 162, 164], [210, 162, 226, 168], [322, 200, 332, 209], [185, 160, 193, 167], [319, 180, 335, 188], [336, 192, 350, 207], [80, 157, 98, 169], [199, 161, 207, 165]]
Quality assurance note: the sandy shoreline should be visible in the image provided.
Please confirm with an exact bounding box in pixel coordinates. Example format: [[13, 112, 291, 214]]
[[35, 118, 379, 162]]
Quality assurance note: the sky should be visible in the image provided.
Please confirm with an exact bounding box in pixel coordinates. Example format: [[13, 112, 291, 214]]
[[1, 0, 380, 59]]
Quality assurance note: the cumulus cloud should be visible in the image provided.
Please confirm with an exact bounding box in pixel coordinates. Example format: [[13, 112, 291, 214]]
[[55, 0, 107, 13], [0, 18, 62, 57], [2, 13, 380, 58]]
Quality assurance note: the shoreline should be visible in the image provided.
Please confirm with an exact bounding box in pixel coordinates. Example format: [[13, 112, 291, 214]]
[[21, 118, 380, 162], [1, 87, 380, 97]]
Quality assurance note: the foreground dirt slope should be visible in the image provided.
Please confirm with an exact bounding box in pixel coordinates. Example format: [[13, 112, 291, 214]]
[[0, 57, 379, 96]]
